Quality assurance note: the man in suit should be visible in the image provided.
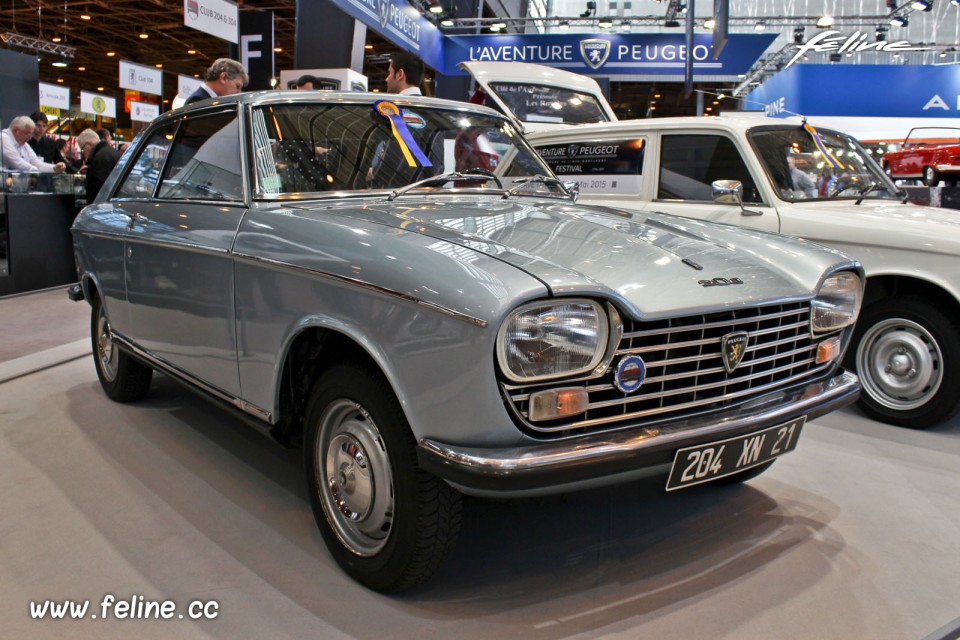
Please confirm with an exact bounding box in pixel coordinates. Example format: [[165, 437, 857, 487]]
[[78, 128, 119, 201], [185, 58, 249, 105]]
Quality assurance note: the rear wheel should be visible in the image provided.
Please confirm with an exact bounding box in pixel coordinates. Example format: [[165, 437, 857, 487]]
[[304, 363, 462, 591], [848, 296, 960, 428], [924, 166, 940, 187], [91, 295, 152, 402]]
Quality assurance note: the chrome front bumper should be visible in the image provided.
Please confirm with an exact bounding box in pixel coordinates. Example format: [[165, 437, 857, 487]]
[[418, 370, 859, 497]]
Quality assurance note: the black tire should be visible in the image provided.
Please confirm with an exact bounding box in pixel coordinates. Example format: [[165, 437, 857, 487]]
[[923, 166, 940, 187], [91, 295, 153, 402], [847, 296, 960, 428], [712, 461, 775, 486], [303, 363, 462, 591]]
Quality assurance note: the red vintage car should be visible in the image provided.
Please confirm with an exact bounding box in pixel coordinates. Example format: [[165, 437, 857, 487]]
[[882, 127, 960, 186]]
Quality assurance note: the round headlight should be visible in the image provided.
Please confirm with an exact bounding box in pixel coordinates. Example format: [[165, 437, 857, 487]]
[[497, 299, 608, 382], [812, 271, 862, 333]]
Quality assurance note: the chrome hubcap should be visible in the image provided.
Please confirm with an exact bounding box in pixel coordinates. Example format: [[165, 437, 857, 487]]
[[316, 400, 393, 557], [857, 318, 942, 411], [96, 312, 118, 382]]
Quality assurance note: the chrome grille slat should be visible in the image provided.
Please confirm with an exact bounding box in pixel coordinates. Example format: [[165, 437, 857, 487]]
[[504, 301, 836, 436]]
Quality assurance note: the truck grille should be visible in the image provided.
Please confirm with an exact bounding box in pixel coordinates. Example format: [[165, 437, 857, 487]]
[[502, 301, 834, 436]]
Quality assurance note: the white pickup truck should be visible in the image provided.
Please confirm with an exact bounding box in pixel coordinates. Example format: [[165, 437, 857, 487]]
[[463, 61, 960, 429]]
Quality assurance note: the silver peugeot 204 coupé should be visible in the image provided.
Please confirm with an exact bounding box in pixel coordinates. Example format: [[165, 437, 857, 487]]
[[71, 90, 862, 591]]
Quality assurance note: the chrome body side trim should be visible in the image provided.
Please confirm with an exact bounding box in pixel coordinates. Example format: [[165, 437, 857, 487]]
[[111, 332, 273, 422], [418, 370, 859, 496], [232, 252, 489, 328]]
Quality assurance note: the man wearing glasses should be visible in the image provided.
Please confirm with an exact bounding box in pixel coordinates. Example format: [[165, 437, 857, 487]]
[[1, 115, 66, 173]]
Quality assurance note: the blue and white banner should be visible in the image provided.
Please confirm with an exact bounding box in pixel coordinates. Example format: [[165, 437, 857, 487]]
[[440, 33, 776, 76], [332, 0, 442, 67], [746, 64, 960, 118]]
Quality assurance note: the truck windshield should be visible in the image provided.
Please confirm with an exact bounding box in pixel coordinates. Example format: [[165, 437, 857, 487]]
[[749, 126, 899, 202]]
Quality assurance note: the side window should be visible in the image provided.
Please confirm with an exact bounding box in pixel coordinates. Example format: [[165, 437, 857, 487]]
[[158, 111, 243, 201], [114, 123, 177, 199], [658, 135, 762, 204], [535, 138, 645, 195]]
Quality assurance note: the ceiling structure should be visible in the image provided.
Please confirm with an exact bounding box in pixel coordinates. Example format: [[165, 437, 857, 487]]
[[0, 0, 957, 125]]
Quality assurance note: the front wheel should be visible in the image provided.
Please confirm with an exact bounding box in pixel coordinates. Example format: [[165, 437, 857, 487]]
[[91, 295, 152, 402], [848, 296, 960, 428], [304, 364, 462, 591]]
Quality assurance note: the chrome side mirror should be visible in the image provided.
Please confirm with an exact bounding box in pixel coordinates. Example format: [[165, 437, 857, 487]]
[[563, 180, 580, 203], [712, 179, 743, 205]]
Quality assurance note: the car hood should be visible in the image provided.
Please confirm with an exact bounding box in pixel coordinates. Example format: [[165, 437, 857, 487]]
[[780, 199, 960, 256], [296, 196, 854, 319]]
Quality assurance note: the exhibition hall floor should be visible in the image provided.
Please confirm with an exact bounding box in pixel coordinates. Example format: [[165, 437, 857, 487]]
[[2, 289, 959, 640]]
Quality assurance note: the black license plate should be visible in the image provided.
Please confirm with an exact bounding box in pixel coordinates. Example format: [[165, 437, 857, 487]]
[[665, 417, 806, 491]]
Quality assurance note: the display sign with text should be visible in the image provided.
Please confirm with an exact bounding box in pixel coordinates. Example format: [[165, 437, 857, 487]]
[[119, 60, 163, 96], [80, 91, 117, 118], [38, 82, 70, 110], [130, 100, 160, 123], [183, 0, 238, 44]]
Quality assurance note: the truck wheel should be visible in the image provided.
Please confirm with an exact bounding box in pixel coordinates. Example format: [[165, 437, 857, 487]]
[[304, 363, 462, 591], [849, 296, 960, 428], [91, 295, 153, 402], [924, 166, 940, 187]]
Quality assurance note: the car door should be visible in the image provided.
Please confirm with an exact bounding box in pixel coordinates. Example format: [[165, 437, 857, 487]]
[[649, 132, 780, 233], [122, 108, 247, 397]]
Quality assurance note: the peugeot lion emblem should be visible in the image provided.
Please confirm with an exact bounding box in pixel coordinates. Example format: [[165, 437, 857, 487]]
[[721, 331, 749, 373], [580, 39, 611, 69], [378, 0, 390, 28]]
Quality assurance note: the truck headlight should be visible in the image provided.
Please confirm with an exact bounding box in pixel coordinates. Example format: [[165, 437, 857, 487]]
[[497, 299, 608, 382], [811, 271, 862, 333]]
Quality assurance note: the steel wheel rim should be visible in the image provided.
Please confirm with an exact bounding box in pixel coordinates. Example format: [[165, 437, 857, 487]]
[[925, 167, 935, 183], [315, 399, 394, 557], [96, 311, 119, 382], [856, 318, 943, 411]]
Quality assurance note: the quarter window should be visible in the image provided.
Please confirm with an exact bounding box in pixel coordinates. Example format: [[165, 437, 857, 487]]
[[658, 135, 762, 204], [158, 111, 243, 201], [114, 123, 177, 199]]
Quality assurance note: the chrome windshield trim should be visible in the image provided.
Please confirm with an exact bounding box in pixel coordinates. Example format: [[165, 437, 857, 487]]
[[231, 253, 489, 328], [111, 332, 272, 423]]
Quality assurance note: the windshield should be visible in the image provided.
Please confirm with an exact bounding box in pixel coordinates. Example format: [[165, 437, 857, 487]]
[[251, 101, 560, 199], [749, 126, 899, 202], [485, 82, 611, 125]]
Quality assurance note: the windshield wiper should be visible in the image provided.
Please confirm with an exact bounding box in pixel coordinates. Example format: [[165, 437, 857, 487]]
[[502, 174, 573, 200], [854, 182, 888, 205], [386, 169, 504, 201]]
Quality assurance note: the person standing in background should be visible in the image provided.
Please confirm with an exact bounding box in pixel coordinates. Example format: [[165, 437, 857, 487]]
[[1, 115, 65, 173], [185, 58, 249, 104], [78, 128, 119, 201], [385, 51, 424, 96], [27, 112, 74, 172]]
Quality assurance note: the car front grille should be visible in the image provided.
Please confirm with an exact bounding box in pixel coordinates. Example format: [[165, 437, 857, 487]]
[[502, 301, 835, 437]]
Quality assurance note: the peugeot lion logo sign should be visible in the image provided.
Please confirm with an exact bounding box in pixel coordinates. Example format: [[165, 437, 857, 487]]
[[580, 39, 611, 69], [378, 0, 390, 28], [721, 331, 749, 373]]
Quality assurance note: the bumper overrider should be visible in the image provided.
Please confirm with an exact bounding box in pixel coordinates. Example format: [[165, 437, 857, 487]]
[[418, 369, 859, 496]]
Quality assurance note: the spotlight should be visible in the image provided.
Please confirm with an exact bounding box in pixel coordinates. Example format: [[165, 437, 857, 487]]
[[816, 15, 834, 28], [703, 18, 716, 29], [52, 59, 68, 68], [440, 17, 454, 27], [891, 15, 908, 26], [598, 16, 614, 28], [558, 20, 569, 30], [491, 21, 506, 29], [911, 0, 932, 10], [829, 52, 842, 62], [793, 27, 804, 44], [428, 3, 443, 14], [875, 26, 888, 41], [621, 21, 632, 31], [754, 22, 766, 31]]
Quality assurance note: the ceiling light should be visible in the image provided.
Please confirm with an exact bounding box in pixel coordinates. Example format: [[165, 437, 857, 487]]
[[428, 3, 443, 13], [703, 18, 716, 29], [492, 21, 506, 29], [911, 0, 932, 10], [97, 86, 104, 91], [187, 48, 197, 54], [558, 20, 569, 30], [56, 77, 64, 83], [273, 47, 282, 52], [816, 15, 834, 28], [490, 25, 502, 32], [106, 51, 115, 57], [598, 17, 614, 28], [155, 63, 162, 68], [78, 66, 85, 71], [52, 59, 68, 67], [80, 13, 91, 20], [654, 93, 661, 98], [440, 18, 454, 27], [52, 36, 62, 43], [139, 32, 149, 39]]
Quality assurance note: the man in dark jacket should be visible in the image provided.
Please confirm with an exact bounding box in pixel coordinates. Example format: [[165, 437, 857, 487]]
[[28, 111, 76, 173], [185, 58, 248, 105], [78, 128, 119, 201]]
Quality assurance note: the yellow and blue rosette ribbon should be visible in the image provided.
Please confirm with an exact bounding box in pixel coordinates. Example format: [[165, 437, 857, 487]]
[[373, 100, 432, 169], [802, 122, 843, 170]]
